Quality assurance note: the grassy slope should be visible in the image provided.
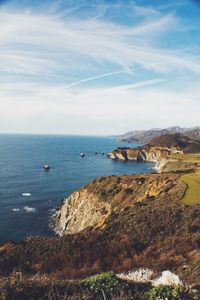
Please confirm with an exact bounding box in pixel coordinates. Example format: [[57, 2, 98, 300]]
[[171, 153, 200, 162], [170, 153, 200, 205], [181, 169, 200, 205]]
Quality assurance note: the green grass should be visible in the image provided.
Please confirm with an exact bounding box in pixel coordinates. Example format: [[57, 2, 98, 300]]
[[171, 153, 200, 162], [181, 169, 200, 205]]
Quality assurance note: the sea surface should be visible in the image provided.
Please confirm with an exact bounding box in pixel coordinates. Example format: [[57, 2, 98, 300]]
[[0, 134, 155, 243]]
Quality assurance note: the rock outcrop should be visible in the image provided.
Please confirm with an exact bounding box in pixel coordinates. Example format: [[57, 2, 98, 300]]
[[107, 146, 180, 168], [54, 173, 185, 236], [1, 134, 200, 287], [1, 170, 199, 286], [108, 134, 200, 171], [54, 190, 111, 235]]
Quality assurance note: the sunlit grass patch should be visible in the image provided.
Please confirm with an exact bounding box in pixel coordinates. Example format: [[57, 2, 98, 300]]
[[171, 153, 200, 162], [181, 169, 200, 205]]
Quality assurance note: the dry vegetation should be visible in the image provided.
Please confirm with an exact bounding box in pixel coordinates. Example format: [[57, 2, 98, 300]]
[[147, 133, 200, 153], [0, 173, 199, 288], [0, 149, 200, 299], [0, 271, 197, 300]]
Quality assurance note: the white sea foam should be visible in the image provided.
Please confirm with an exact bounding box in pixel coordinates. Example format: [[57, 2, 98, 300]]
[[23, 206, 36, 213], [12, 208, 20, 212], [22, 193, 31, 197]]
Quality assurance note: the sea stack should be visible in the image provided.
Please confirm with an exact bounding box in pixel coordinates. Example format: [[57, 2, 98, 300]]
[[43, 164, 50, 171]]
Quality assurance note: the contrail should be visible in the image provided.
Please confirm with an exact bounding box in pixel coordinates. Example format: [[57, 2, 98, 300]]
[[39, 69, 127, 98], [63, 70, 126, 89], [77, 78, 166, 97], [58, 78, 166, 103]]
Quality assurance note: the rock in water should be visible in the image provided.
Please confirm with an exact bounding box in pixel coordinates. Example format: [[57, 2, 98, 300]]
[[43, 165, 50, 171]]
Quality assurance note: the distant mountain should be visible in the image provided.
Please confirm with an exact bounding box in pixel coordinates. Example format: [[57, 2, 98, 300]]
[[117, 126, 200, 144], [185, 128, 200, 140]]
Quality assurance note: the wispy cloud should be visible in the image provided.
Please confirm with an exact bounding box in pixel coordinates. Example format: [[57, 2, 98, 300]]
[[0, 7, 199, 76], [0, 0, 200, 134], [67, 78, 166, 100], [63, 70, 125, 89]]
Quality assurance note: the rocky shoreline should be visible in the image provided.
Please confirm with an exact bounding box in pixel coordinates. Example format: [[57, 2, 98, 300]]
[[0, 134, 199, 295], [54, 135, 199, 237], [107, 146, 182, 173]]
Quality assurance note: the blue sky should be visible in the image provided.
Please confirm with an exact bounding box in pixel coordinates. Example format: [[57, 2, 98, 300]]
[[0, 0, 200, 135]]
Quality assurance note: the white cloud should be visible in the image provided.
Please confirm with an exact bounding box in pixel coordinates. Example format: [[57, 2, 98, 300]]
[[0, 9, 199, 76], [0, 1, 200, 134], [1, 78, 200, 135]]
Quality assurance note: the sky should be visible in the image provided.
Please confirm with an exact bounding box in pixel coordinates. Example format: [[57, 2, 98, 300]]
[[0, 0, 200, 135]]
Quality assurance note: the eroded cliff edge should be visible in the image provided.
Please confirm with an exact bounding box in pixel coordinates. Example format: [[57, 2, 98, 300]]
[[0, 173, 199, 286], [107, 133, 200, 173], [54, 173, 184, 235], [0, 140, 200, 286], [50, 149, 200, 285]]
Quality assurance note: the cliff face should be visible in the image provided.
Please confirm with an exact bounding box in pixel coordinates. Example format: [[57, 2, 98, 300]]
[[1, 170, 199, 285], [54, 190, 111, 235], [54, 173, 183, 236], [108, 147, 198, 174], [108, 146, 179, 164], [112, 134, 200, 165]]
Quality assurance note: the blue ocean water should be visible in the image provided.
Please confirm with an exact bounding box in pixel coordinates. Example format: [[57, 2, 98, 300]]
[[0, 134, 154, 243]]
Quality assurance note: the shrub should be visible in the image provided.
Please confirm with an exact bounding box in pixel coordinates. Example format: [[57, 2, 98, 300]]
[[147, 285, 193, 300]]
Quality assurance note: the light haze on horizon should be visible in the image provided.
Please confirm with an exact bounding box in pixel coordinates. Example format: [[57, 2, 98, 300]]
[[0, 0, 200, 135]]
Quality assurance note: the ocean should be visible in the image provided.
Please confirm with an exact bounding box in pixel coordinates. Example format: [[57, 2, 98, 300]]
[[0, 134, 155, 243]]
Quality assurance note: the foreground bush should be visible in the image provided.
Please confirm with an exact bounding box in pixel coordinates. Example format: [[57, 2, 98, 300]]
[[0, 272, 198, 300]]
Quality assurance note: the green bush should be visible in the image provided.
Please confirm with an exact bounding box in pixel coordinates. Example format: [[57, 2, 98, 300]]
[[147, 285, 193, 300], [80, 272, 129, 297]]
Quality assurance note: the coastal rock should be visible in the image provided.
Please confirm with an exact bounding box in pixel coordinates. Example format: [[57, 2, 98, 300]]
[[108, 146, 174, 164], [155, 157, 169, 173], [1, 169, 199, 286], [109, 134, 200, 168], [54, 190, 111, 235], [54, 173, 185, 236]]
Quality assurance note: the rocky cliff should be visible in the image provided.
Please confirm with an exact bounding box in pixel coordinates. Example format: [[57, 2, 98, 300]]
[[54, 190, 111, 235], [1, 166, 199, 286], [54, 172, 185, 236], [108, 133, 200, 174], [107, 146, 183, 175], [107, 146, 176, 163], [1, 141, 200, 288]]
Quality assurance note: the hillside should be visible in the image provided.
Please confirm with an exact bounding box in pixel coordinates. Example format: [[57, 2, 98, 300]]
[[117, 126, 200, 144], [147, 133, 200, 153], [0, 171, 199, 287], [108, 134, 200, 173], [0, 151, 200, 299]]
